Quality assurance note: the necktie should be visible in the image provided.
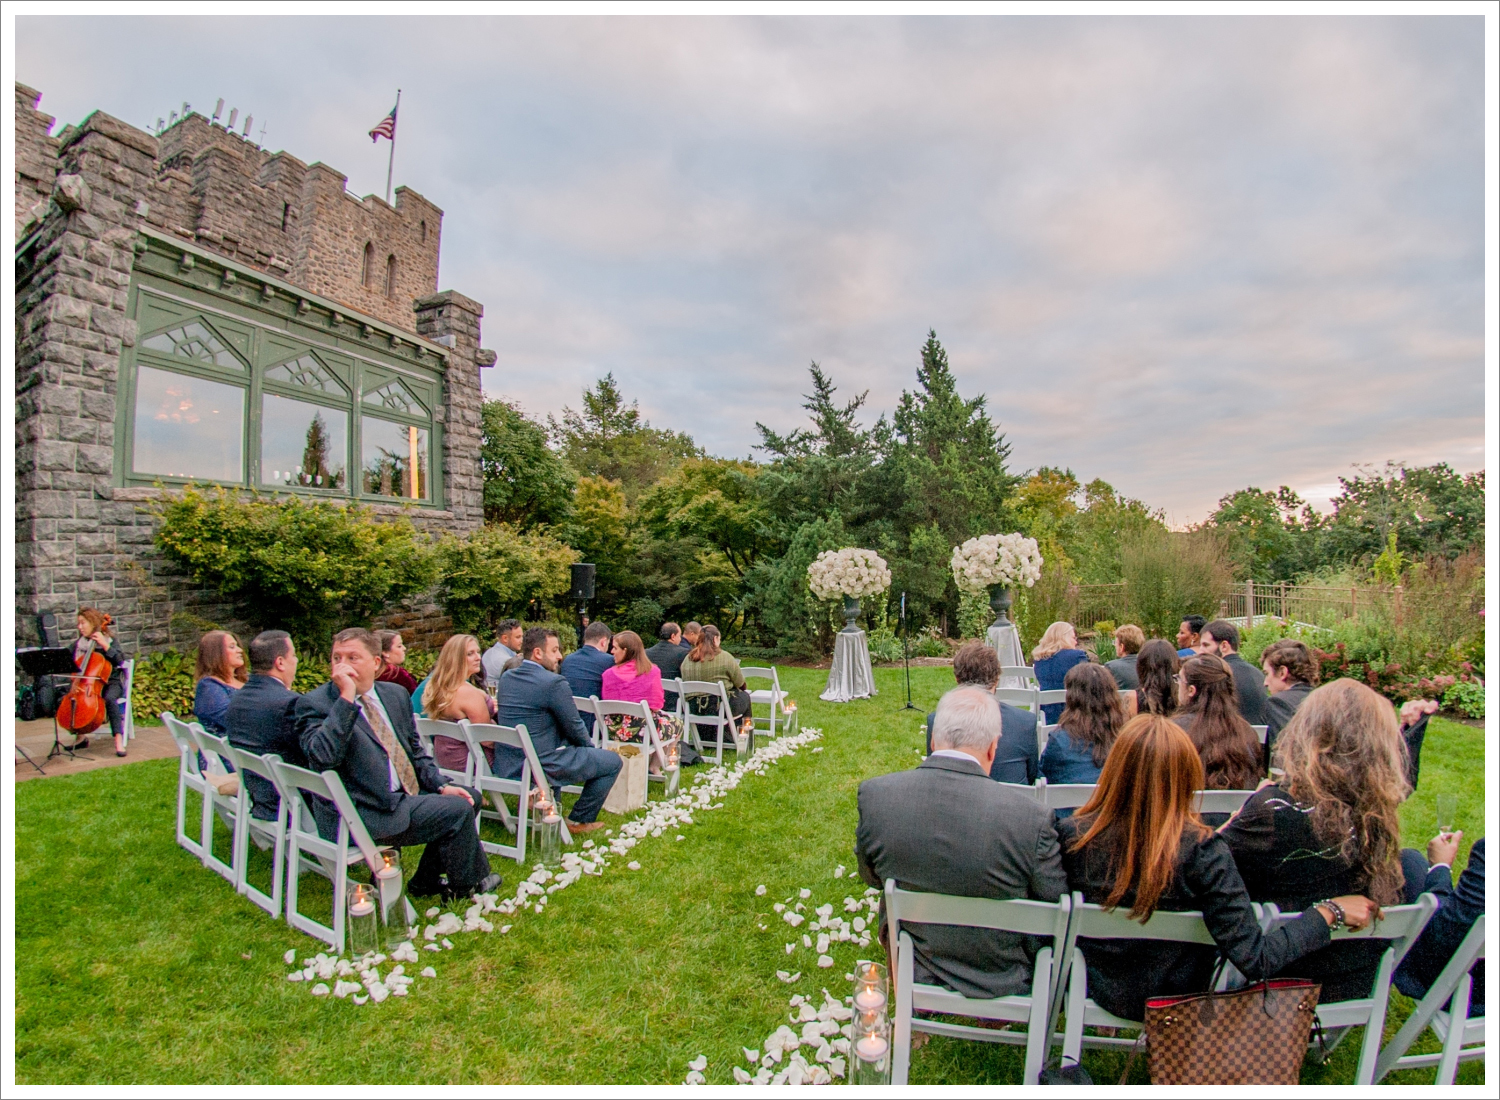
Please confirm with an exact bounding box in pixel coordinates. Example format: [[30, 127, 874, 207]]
[[362, 692, 419, 796]]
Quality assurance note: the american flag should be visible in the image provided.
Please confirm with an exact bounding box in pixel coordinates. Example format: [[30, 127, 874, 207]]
[[368, 104, 397, 143]]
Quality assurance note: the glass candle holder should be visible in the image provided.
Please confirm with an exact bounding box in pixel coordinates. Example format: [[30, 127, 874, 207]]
[[852, 960, 889, 1014], [851, 1009, 892, 1085], [376, 848, 413, 949], [346, 881, 380, 956], [664, 747, 681, 797], [532, 797, 563, 868]]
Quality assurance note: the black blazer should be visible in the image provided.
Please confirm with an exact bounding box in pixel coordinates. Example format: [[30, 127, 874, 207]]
[[1056, 814, 1330, 1021], [924, 701, 1040, 785], [1263, 681, 1312, 757], [1105, 654, 1140, 690], [1224, 652, 1268, 725], [295, 680, 447, 840], [856, 755, 1067, 999], [1395, 838, 1485, 1010], [560, 645, 615, 732], [645, 639, 689, 680], [225, 673, 304, 818], [495, 660, 593, 757]]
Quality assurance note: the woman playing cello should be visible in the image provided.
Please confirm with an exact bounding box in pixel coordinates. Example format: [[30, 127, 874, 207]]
[[70, 608, 129, 756]]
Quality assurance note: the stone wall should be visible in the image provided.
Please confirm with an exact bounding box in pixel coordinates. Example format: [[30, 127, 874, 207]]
[[14, 84, 59, 234]]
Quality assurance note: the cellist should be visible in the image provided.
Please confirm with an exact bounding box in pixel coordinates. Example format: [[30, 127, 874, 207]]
[[73, 608, 129, 757]]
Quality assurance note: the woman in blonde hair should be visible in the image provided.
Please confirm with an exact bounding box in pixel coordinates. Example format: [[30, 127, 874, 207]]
[[1221, 678, 1450, 1002], [1031, 621, 1091, 723], [420, 633, 495, 773]]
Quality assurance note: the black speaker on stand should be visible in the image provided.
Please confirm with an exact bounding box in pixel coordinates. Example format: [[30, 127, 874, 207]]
[[570, 563, 596, 647], [900, 591, 919, 711]]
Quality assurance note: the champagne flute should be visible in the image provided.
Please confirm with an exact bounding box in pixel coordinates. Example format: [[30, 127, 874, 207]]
[[1435, 793, 1458, 836]]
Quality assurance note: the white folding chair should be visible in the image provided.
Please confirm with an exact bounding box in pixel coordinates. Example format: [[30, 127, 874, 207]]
[[1043, 783, 1096, 812], [414, 716, 473, 785], [997, 778, 1046, 804], [1001, 665, 1038, 686], [1251, 725, 1269, 745], [1375, 914, 1486, 1083], [572, 695, 603, 748], [1056, 892, 1225, 1060], [679, 679, 739, 765], [461, 720, 574, 863], [187, 724, 243, 884], [1036, 722, 1059, 758], [162, 711, 211, 861], [1260, 895, 1438, 1084], [268, 759, 385, 953], [218, 742, 292, 918], [592, 697, 676, 780], [1193, 789, 1257, 816], [1036, 689, 1066, 715], [887, 879, 1072, 1085], [996, 686, 1039, 713], [118, 659, 136, 746], [741, 666, 786, 737]]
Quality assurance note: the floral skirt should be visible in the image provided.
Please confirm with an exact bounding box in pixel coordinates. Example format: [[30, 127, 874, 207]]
[[603, 710, 683, 746]]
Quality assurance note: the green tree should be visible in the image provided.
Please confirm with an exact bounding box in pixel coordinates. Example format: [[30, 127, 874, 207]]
[[480, 399, 575, 528], [550, 373, 700, 502], [1208, 485, 1318, 580], [558, 476, 638, 618], [433, 523, 578, 635], [1324, 463, 1485, 567], [638, 458, 767, 579]]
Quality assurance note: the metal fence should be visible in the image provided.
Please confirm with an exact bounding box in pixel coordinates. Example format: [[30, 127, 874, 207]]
[[1060, 580, 1404, 632]]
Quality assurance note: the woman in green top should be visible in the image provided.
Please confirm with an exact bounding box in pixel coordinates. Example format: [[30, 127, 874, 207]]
[[679, 624, 752, 722]]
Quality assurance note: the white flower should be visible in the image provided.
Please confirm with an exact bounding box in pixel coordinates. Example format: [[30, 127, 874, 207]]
[[806, 547, 892, 600], [688, 1055, 708, 1072], [310, 983, 330, 996], [951, 533, 1044, 593]]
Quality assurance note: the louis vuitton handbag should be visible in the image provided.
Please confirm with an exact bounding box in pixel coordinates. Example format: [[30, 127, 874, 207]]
[[1130, 978, 1321, 1084]]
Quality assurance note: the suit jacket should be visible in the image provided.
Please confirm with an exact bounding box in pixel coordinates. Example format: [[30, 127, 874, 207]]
[[646, 639, 690, 710], [1395, 838, 1485, 1010], [560, 645, 615, 731], [1224, 652, 1268, 725], [225, 673, 304, 819], [295, 680, 447, 840], [925, 702, 1039, 785], [1105, 653, 1140, 690], [856, 755, 1067, 999], [495, 659, 593, 763], [1263, 681, 1312, 753]]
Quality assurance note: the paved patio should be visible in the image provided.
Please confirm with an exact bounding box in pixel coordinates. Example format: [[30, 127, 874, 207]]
[[13, 718, 177, 783]]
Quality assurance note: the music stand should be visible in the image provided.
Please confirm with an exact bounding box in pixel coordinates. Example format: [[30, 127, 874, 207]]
[[16, 646, 84, 765]]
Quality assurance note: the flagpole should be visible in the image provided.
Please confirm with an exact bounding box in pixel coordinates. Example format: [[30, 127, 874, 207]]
[[384, 89, 401, 205]]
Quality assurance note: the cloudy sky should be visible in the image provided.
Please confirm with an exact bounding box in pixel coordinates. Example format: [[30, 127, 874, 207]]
[[14, 13, 1486, 523]]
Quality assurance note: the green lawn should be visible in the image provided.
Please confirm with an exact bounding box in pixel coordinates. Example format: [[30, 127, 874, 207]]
[[14, 667, 1485, 1084]]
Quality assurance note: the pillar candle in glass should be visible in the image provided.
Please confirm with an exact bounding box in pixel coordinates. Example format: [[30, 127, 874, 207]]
[[852, 960, 889, 1014], [532, 796, 563, 868], [851, 1008, 892, 1085], [664, 744, 681, 797], [347, 881, 380, 956], [376, 848, 413, 949]]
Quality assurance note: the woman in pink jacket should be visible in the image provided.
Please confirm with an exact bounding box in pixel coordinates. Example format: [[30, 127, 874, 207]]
[[599, 630, 683, 762]]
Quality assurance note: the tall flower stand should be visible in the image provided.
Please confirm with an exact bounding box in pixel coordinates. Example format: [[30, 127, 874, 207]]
[[821, 596, 877, 702], [984, 584, 1028, 688]]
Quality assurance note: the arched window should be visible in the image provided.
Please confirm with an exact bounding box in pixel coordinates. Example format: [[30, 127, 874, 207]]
[[385, 254, 397, 298], [361, 242, 374, 287]]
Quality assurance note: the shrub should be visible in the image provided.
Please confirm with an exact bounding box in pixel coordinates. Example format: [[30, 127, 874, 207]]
[[152, 488, 436, 648], [1120, 528, 1235, 640], [1444, 681, 1485, 719], [432, 523, 578, 636]]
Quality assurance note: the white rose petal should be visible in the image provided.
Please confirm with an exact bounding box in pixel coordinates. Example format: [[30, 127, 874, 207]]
[[420, 966, 437, 978], [688, 1055, 708, 1072], [755, 885, 767, 896], [627, 861, 641, 870], [817, 954, 835, 968], [310, 983, 330, 996], [282, 949, 297, 965]]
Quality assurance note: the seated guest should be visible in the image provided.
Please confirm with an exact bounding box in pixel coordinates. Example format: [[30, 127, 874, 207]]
[[560, 621, 616, 733], [481, 618, 524, 688], [295, 628, 499, 899], [1195, 619, 1268, 725], [1057, 713, 1371, 1022], [1041, 663, 1127, 787], [1174, 654, 1261, 793], [856, 686, 1067, 998], [421, 634, 497, 773], [1032, 621, 1091, 724], [1395, 836, 1485, 1014], [194, 629, 248, 737], [1176, 614, 1206, 658], [682, 621, 704, 651], [680, 624, 752, 725], [924, 641, 1039, 785], [225, 630, 305, 821], [600, 630, 683, 761], [374, 630, 420, 695], [1133, 639, 1180, 717], [1105, 625, 1145, 690], [645, 621, 690, 711], [495, 627, 623, 833], [1261, 639, 1318, 764], [1221, 679, 1426, 1003]]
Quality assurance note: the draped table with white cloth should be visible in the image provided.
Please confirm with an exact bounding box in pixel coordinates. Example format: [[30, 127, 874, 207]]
[[987, 623, 1028, 689], [820, 629, 877, 702]]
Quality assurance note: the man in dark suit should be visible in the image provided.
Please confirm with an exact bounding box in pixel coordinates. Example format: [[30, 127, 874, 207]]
[[860, 685, 1067, 999], [924, 641, 1039, 785], [646, 622, 690, 711], [295, 628, 499, 900], [1198, 619, 1268, 725], [225, 630, 305, 820], [1396, 836, 1485, 1012], [496, 626, 623, 834], [560, 621, 615, 734], [1105, 625, 1144, 690]]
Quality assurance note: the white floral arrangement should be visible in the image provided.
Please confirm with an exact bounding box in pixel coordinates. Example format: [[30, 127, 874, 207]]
[[806, 547, 892, 601], [950, 533, 1043, 594]]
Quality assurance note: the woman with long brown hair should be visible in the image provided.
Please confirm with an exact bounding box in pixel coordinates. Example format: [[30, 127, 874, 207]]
[[1040, 662, 1127, 786], [420, 633, 495, 773], [193, 629, 248, 735], [1174, 653, 1261, 790], [599, 629, 683, 758], [1057, 714, 1374, 1021], [1133, 638, 1179, 717], [1221, 679, 1429, 1003]]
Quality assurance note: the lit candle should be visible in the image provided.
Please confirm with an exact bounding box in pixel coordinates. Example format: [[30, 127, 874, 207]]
[[855, 1033, 889, 1063], [350, 897, 375, 918], [853, 985, 887, 1013]]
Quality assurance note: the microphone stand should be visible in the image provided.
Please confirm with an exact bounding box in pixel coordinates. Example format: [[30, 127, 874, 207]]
[[900, 590, 919, 711]]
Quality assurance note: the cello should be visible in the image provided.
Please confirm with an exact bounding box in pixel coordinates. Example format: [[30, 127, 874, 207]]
[[57, 613, 114, 736]]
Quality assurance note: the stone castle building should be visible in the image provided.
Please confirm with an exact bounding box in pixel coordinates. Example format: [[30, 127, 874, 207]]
[[14, 83, 495, 652]]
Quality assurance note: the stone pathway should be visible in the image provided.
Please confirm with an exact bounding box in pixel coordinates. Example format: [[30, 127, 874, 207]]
[[12, 718, 177, 783]]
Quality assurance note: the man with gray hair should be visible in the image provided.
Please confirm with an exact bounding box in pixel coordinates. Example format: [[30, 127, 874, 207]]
[[856, 685, 1066, 999]]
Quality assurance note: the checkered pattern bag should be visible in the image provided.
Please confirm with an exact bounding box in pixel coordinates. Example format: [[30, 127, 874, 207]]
[[1139, 979, 1321, 1084]]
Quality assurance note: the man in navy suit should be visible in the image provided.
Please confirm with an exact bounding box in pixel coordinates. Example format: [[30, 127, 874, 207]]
[[225, 629, 305, 820], [924, 641, 1039, 785], [1396, 836, 1485, 1012], [296, 628, 499, 900], [497, 626, 622, 833], [560, 620, 616, 734]]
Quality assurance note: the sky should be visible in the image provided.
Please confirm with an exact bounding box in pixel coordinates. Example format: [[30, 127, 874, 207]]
[[13, 13, 1487, 524]]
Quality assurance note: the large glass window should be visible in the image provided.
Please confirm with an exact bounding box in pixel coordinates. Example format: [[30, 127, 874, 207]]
[[362, 417, 428, 499], [132, 365, 245, 481], [260, 393, 348, 490]]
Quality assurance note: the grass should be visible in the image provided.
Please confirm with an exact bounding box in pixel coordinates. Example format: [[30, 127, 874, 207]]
[[14, 667, 1486, 1084]]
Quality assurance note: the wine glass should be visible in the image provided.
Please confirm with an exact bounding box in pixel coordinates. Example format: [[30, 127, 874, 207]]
[[1435, 793, 1458, 835]]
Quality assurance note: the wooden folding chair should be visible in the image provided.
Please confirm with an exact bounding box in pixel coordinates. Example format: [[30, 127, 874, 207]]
[[997, 778, 1046, 804], [996, 686, 1039, 713], [1375, 914, 1486, 1084], [887, 879, 1072, 1085], [592, 697, 676, 781], [1001, 665, 1038, 686], [679, 679, 740, 765], [1193, 789, 1257, 816], [186, 724, 242, 884], [571, 695, 603, 747], [1042, 783, 1096, 813]]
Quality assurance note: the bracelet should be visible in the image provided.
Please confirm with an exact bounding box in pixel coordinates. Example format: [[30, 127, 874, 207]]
[[1317, 899, 1346, 930]]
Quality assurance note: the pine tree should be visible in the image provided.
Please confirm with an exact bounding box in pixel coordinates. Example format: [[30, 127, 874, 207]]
[[301, 411, 333, 487]]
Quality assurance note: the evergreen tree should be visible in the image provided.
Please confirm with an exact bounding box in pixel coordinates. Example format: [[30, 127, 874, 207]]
[[300, 411, 335, 487], [550, 373, 700, 501]]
